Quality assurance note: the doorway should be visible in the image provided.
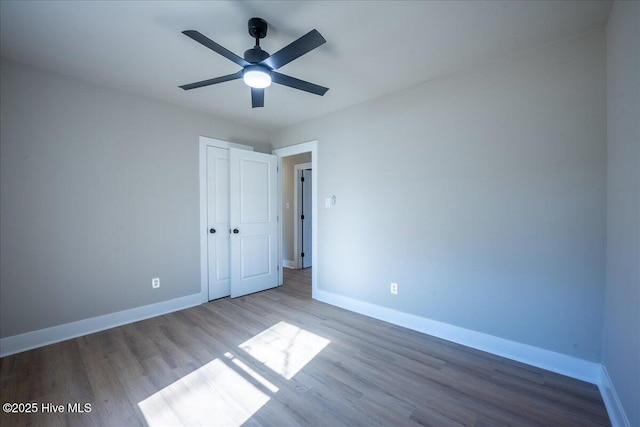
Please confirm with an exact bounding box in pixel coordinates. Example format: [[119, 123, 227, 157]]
[[273, 141, 318, 297], [296, 164, 312, 269]]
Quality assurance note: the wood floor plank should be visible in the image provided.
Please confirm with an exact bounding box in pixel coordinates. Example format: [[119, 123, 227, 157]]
[[0, 268, 610, 426]]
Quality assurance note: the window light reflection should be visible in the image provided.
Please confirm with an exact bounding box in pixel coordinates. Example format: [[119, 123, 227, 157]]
[[239, 321, 330, 380]]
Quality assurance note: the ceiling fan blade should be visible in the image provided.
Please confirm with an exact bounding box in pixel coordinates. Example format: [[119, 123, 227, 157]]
[[251, 88, 264, 108], [261, 29, 326, 70], [272, 72, 329, 96], [183, 30, 250, 68], [179, 71, 243, 90]]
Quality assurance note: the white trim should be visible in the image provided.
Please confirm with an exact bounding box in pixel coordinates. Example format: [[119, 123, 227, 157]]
[[273, 141, 318, 296], [599, 366, 632, 427], [294, 162, 312, 269], [199, 136, 253, 302], [283, 259, 296, 269], [199, 135, 255, 151], [0, 293, 202, 358], [275, 156, 283, 284], [314, 288, 603, 385]]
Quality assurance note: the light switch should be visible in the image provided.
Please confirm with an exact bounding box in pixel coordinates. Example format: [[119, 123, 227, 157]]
[[286, 202, 290, 210], [325, 197, 331, 208]]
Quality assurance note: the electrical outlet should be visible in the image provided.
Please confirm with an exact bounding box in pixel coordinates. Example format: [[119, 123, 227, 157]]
[[152, 278, 160, 289], [390, 282, 398, 295]]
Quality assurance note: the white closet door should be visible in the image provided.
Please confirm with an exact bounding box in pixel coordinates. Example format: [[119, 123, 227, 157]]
[[206, 146, 231, 300], [229, 148, 278, 297]]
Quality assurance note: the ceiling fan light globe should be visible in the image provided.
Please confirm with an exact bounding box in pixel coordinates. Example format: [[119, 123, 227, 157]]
[[243, 66, 272, 88]]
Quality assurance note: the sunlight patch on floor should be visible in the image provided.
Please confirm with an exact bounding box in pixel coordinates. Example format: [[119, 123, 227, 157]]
[[138, 322, 329, 425], [224, 352, 279, 393], [239, 321, 331, 380], [138, 358, 269, 426]]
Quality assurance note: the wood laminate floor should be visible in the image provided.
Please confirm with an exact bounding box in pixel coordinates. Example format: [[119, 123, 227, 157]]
[[1, 268, 610, 426]]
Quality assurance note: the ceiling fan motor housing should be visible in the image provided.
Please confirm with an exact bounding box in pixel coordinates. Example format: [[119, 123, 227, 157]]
[[244, 47, 270, 63]]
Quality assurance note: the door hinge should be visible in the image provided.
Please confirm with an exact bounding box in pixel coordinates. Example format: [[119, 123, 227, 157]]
[[277, 264, 280, 271], [301, 176, 305, 182], [301, 252, 305, 258], [301, 214, 304, 220]]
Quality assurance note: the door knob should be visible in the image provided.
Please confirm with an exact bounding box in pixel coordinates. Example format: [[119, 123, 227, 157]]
[[209, 228, 216, 234], [233, 228, 239, 234]]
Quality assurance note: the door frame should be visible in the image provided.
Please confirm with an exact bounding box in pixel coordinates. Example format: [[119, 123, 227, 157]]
[[294, 162, 312, 269], [273, 140, 318, 297], [199, 136, 254, 303]]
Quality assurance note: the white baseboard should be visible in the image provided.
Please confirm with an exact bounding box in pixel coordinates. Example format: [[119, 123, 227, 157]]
[[599, 366, 632, 427], [314, 289, 602, 384], [0, 293, 202, 358], [283, 259, 297, 269]]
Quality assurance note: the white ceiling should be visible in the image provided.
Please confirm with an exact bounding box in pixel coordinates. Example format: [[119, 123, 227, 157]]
[[0, 1, 612, 132]]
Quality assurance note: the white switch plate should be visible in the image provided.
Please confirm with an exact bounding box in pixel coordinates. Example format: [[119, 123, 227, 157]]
[[152, 278, 160, 289], [325, 197, 331, 208]]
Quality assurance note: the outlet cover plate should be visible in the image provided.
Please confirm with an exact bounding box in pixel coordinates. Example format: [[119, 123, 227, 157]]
[[391, 282, 398, 295]]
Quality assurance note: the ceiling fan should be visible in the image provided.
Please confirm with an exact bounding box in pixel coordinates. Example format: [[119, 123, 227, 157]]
[[179, 18, 329, 108]]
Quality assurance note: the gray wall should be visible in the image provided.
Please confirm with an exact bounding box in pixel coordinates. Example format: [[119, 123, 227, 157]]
[[0, 58, 270, 338], [272, 30, 607, 361], [603, 1, 640, 425], [282, 152, 312, 264]]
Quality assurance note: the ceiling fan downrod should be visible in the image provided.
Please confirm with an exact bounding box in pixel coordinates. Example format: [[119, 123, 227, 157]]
[[248, 17, 267, 49], [245, 17, 269, 63]]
